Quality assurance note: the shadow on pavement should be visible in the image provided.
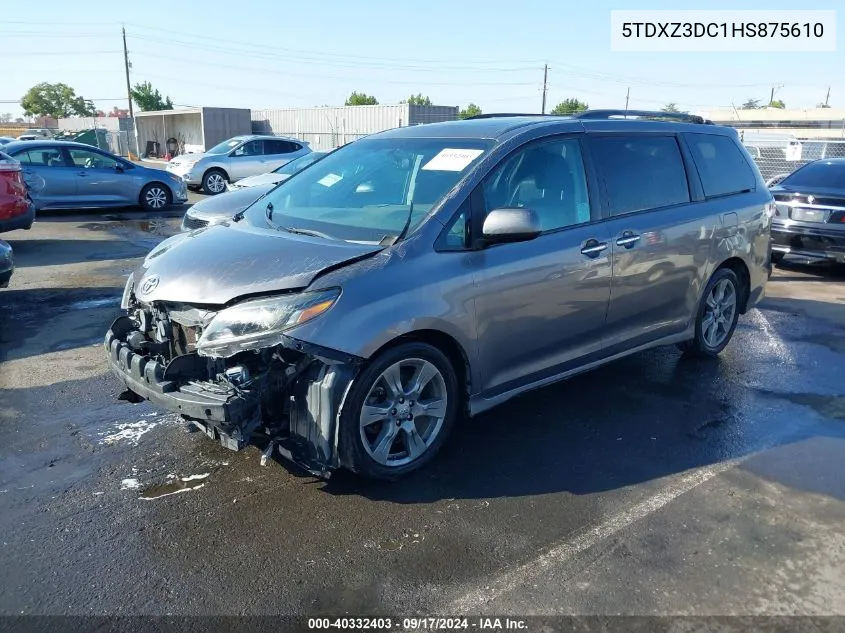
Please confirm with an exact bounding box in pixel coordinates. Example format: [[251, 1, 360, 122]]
[[5, 238, 149, 267], [0, 286, 123, 362]]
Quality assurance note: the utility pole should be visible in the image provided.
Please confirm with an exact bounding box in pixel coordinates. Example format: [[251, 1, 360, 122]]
[[824, 86, 831, 107], [541, 64, 548, 114], [122, 25, 139, 159], [769, 84, 783, 106], [625, 87, 630, 113]]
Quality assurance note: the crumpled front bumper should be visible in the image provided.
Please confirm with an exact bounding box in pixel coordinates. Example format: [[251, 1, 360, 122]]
[[104, 320, 257, 425], [104, 315, 361, 476]]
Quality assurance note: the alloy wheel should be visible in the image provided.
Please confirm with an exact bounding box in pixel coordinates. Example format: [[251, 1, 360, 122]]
[[359, 358, 448, 468], [702, 278, 737, 348], [145, 187, 167, 210]]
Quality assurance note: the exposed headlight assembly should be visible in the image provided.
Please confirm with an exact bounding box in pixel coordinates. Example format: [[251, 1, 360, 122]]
[[196, 288, 341, 358]]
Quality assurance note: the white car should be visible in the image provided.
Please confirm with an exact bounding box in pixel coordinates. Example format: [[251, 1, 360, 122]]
[[226, 151, 327, 191], [166, 135, 311, 195]]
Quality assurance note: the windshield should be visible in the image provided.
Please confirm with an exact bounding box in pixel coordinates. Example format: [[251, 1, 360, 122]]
[[272, 152, 326, 175], [780, 161, 845, 190], [206, 137, 247, 155], [244, 137, 491, 243]]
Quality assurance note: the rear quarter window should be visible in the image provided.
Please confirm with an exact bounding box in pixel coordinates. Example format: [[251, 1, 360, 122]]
[[684, 133, 756, 198]]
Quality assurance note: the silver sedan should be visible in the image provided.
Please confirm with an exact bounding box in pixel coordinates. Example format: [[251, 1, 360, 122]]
[[2, 140, 188, 212]]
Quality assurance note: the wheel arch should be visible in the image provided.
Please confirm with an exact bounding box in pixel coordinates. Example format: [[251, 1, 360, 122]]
[[367, 329, 472, 417], [714, 256, 751, 313], [202, 166, 229, 183]]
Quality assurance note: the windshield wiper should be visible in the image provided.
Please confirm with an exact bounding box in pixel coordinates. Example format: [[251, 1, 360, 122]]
[[379, 201, 414, 246], [282, 226, 337, 240]]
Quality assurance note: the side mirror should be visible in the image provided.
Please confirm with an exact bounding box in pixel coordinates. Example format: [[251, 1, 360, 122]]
[[482, 208, 542, 245]]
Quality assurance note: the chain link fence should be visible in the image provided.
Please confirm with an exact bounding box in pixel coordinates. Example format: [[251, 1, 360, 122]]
[[741, 135, 845, 186]]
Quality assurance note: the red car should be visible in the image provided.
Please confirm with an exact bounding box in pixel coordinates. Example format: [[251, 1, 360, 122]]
[[0, 150, 34, 233]]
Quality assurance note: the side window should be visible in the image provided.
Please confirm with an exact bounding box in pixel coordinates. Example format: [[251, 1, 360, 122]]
[[685, 133, 756, 198], [590, 136, 690, 216], [68, 148, 118, 169], [12, 148, 67, 167], [481, 138, 592, 232], [265, 140, 301, 155], [232, 140, 263, 157]]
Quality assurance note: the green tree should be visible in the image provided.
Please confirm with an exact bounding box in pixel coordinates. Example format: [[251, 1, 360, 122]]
[[20, 82, 97, 119], [459, 103, 482, 119], [769, 99, 786, 109], [131, 81, 174, 112], [741, 98, 762, 109], [817, 102, 832, 109], [661, 102, 680, 113], [345, 91, 379, 106], [403, 93, 432, 106], [550, 98, 589, 115]]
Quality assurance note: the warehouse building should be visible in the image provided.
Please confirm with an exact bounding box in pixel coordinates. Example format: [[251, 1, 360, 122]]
[[250, 104, 459, 149]]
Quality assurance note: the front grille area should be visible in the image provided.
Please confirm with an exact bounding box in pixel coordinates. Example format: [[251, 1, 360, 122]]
[[182, 215, 208, 231]]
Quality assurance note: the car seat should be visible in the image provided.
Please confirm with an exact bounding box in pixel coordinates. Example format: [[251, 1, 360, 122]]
[[515, 151, 578, 230]]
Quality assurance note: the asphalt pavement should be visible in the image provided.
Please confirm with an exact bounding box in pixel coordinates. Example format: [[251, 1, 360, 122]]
[[1, 199, 844, 616]]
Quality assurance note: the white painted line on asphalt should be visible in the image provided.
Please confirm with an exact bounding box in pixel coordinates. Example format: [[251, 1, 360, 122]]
[[448, 458, 743, 612]]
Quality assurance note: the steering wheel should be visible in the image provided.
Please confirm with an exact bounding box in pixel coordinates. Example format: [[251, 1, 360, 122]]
[[84, 157, 96, 169]]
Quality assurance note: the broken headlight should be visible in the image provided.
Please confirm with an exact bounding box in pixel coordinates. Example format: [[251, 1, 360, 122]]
[[195, 288, 340, 358]]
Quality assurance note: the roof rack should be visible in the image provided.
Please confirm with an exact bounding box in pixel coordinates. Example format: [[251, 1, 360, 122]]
[[572, 109, 714, 125], [464, 113, 550, 119]]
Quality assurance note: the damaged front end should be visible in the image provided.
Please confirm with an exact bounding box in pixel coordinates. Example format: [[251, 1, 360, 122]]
[[104, 281, 362, 478]]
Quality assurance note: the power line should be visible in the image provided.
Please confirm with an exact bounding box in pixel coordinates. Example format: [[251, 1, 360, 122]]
[[130, 50, 539, 86]]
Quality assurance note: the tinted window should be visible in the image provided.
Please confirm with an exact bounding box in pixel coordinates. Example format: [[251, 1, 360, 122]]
[[67, 148, 118, 169], [685, 133, 756, 197], [779, 161, 845, 189], [483, 137, 592, 231], [590, 136, 690, 215], [232, 140, 262, 157], [265, 139, 301, 155], [12, 148, 67, 167]]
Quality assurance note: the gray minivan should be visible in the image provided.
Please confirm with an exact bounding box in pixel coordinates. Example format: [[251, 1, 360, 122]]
[[106, 111, 773, 479]]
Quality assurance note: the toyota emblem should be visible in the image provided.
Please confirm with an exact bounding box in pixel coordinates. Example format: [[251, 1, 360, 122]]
[[807, 195, 815, 204], [140, 274, 160, 295]]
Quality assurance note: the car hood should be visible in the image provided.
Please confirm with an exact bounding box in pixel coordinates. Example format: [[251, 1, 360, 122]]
[[235, 172, 289, 188], [133, 222, 382, 305], [169, 153, 212, 166], [187, 184, 276, 221]]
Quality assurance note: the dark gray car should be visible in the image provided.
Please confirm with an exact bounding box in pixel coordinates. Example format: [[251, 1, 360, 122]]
[[2, 140, 188, 212], [0, 239, 13, 288], [106, 111, 772, 479]]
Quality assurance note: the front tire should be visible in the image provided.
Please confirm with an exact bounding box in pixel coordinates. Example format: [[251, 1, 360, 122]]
[[201, 169, 227, 195], [139, 183, 171, 212], [678, 268, 741, 358], [339, 342, 460, 480]]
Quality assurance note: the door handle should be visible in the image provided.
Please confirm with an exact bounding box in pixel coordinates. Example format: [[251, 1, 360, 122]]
[[78, 171, 88, 177], [580, 239, 609, 258], [616, 233, 641, 248]]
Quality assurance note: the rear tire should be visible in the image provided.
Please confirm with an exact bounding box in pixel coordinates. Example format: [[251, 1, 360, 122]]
[[678, 268, 741, 358], [338, 342, 460, 480], [139, 183, 171, 212], [201, 169, 227, 195]]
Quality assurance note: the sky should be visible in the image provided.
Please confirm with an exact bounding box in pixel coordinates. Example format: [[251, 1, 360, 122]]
[[1, 0, 842, 121]]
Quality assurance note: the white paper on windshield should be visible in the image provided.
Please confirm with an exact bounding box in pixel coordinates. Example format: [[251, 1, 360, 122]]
[[317, 173, 343, 187], [421, 148, 484, 172]]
